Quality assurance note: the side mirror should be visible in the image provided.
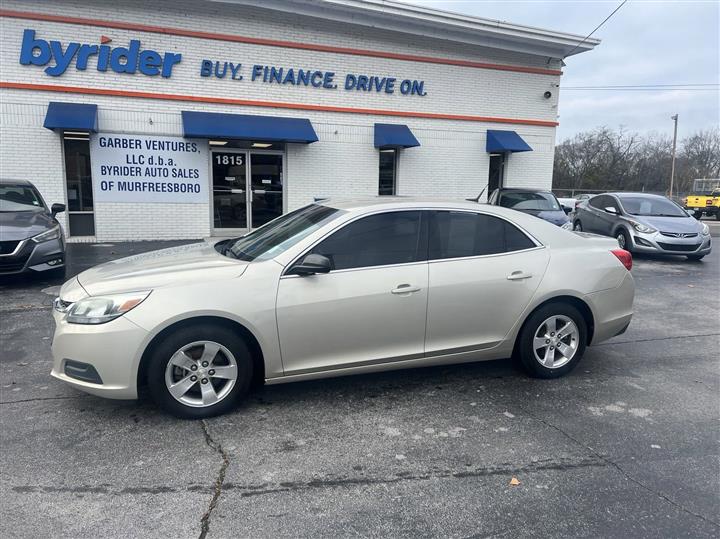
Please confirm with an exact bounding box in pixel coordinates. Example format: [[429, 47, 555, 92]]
[[563, 206, 572, 215], [290, 254, 332, 276], [51, 203, 66, 216], [604, 206, 618, 215]]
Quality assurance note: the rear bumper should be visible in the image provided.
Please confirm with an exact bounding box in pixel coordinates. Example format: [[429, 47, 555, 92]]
[[584, 272, 634, 345]]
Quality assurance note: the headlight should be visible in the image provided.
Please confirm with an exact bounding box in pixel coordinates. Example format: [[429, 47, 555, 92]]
[[629, 220, 656, 234], [701, 223, 710, 236], [32, 225, 61, 243], [65, 291, 151, 324], [561, 221, 573, 230]]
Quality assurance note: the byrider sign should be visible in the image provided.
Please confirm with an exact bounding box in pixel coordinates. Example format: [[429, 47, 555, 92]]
[[18, 29, 428, 96], [20, 29, 182, 77]]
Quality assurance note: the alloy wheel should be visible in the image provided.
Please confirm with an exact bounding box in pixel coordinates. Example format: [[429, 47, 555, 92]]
[[616, 232, 626, 249], [532, 315, 579, 369], [164, 340, 238, 407]]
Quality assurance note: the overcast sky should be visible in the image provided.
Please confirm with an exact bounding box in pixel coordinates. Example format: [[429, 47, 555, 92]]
[[400, 0, 720, 142]]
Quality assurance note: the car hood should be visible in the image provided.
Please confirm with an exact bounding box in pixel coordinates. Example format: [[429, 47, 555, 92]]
[[630, 215, 702, 233], [76, 241, 248, 296], [0, 209, 55, 241], [515, 209, 569, 226]]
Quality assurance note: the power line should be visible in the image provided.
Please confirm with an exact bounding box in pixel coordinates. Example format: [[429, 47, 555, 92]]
[[564, 0, 628, 58], [564, 84, 719, 89]]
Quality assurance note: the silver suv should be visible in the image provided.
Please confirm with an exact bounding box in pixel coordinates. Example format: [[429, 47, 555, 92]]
[[574, 192, 712, 261]]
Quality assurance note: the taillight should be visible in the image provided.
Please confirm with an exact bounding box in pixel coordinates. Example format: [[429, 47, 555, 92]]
[[611, 249, 632, 271]]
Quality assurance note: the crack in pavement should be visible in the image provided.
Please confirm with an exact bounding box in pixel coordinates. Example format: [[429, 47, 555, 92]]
[[594, 332, 720, 347], [199, 419, 230, 539], [518, 408, 720, 529], [9, 455, 607, 497]]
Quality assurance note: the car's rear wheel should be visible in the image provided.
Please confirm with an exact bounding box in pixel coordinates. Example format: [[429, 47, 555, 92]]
[[518, 303, 587, 379], [147, 324, 252, 418], [573, 220, 583, 232]]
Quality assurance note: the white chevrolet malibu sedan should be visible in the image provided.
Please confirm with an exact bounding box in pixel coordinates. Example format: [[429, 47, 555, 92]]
[[51, 199, 634, 418]]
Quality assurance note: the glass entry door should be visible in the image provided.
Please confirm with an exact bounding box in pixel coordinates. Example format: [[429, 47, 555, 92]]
[[211, 150, 284, 231], [249, 153, 283, 228], [212, 150, 247, 230]]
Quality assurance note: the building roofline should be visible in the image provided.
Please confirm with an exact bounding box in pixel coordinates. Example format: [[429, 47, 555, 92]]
[[208, 0, 600, 58]]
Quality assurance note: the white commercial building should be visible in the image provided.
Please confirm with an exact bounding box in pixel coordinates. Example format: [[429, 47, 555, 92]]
[[0, 0, 598, 241]]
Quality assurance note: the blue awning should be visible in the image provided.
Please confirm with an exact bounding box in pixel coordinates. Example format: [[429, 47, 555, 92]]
[[181, 111, 318, 143], [43, 102, 98, 132], [374, 123, 420, 149], [486, 130, 532, 153]]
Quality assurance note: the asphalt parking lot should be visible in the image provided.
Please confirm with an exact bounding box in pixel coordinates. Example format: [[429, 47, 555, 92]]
[[1, 225, 719, 538]]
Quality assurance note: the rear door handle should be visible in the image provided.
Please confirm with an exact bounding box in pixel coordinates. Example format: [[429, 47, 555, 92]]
[[391, 284, 421, 295], [507, 271, 533, 281]]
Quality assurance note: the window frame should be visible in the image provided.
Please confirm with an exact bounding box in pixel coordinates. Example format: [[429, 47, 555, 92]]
[[282, 207, 543, 277], [378, 148, 399, 196], [426, 209, 542, 263], [283, 208, 427, 277]]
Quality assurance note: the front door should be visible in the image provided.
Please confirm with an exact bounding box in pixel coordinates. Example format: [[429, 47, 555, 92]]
[[212, 150, 284, 232], [276, 211, 428, 375]]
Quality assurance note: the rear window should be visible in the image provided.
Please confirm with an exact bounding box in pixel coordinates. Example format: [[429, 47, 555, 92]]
[[499, 191, 561, 211]]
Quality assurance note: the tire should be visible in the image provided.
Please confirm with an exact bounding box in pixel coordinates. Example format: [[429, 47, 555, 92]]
[[147, 323, 253, 419], [615, 228, 631, 251], [686, 254, 705, 261], [573, 220, 583, 232], [517, 302, 588, 379]]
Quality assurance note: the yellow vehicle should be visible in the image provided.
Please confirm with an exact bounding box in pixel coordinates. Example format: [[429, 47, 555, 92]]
[[684, 187, 720, 220]]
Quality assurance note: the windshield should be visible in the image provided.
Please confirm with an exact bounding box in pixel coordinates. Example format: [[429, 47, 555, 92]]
[[0, 185, 45, 212], [617, 195, 687, 217], [499, 191, 561, 211], [224, 204, 343, 261]]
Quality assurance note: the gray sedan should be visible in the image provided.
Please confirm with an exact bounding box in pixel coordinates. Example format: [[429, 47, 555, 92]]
[[0, 179, 66, 275], [573, 192, 712, 260]]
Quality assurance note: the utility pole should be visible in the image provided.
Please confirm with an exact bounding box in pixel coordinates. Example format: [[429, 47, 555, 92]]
[[669, 114, 678, 199]]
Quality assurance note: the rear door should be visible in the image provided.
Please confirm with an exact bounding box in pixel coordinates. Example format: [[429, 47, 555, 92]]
[[583, 195, 607, 233], [425, 210, 549, 354], [276, 211, 429, 375]]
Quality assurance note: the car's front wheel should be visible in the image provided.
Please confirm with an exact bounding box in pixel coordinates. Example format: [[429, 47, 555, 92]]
[[517, 303, 587, 379], [147, 324, 253, 418], [615, 229, 631, 251]]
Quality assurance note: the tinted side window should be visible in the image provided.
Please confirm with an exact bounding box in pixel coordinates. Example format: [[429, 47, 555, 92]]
[[312, 211, 424, 270], [429, 211, 535, 260], [589, 195, 607, 209]]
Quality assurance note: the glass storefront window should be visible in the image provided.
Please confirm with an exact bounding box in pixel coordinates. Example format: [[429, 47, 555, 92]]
[[379, 149, 397, 196]]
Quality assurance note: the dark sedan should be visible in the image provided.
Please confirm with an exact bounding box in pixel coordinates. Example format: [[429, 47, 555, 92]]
[[0, 179, 66, 275], [488, 188, 573, 229]]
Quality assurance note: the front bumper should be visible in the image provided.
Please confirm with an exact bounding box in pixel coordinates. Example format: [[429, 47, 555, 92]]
[[0, 237, 65, 275], [50, 310, 149, 399], [628, 230, 712, 256]]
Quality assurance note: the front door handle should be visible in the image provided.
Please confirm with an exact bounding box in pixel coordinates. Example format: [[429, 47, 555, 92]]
[[391, 284, 421, 295], [507, 271, 533, 281]]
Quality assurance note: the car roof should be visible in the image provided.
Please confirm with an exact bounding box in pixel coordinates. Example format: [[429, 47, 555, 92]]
[[0, 179, 34, 187], [318, 196, 497, 212], [607, 192, 668, 199], [497, 188, 553, 194]]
